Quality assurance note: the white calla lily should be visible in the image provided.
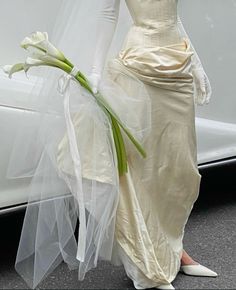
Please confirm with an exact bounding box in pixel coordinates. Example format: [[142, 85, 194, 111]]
[[2, 65, 13, 74], [21, 31, 66, 61], [24, 57, 45, 68], [25, 54, 72, 73], [21, 31, 48, 48], [2, 63, 25, 78]]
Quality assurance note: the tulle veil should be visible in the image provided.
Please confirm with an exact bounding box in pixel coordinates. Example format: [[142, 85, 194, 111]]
[[5, 1, 152, 288]]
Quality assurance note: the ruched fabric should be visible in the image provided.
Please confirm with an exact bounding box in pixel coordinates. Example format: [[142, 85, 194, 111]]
[[104, 7, 202, 286], [118, 38, 194, 93]]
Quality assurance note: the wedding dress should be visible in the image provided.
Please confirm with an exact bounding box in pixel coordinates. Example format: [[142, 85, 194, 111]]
[[5, 0, 212, 289], [89, 0, 202, 288]]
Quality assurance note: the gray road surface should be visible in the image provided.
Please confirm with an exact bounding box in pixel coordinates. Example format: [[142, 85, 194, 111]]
[[0, 163, 236, 289]]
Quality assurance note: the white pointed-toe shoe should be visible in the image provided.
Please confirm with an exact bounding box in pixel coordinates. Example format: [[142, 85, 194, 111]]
[[180, 263, 218, 277]]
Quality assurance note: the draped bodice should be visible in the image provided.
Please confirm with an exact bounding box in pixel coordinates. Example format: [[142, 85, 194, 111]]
[[114, 0, 194, 93], [123, 0, 183, 48]]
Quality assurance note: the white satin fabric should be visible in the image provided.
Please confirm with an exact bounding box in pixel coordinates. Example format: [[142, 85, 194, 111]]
[[104, 0, 202, 287]]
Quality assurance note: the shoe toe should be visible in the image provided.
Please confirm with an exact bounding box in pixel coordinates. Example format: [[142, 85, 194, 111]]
[[180, 264, 218, 277]]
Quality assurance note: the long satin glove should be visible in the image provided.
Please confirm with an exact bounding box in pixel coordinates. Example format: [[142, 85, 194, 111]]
[[177, 15, 212, 106], [87, 0, 121, 94]]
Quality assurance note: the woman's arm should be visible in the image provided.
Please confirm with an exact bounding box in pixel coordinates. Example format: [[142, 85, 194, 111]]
[[88, 0, 121, 94], [177, 15, 212, 105]]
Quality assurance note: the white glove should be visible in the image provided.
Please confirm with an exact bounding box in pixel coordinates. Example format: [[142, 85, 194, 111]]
[[177, 15, 212, 105], [87, 72, 101, 95], [192, 67, 211, 105], [88, 0, 121, 94]]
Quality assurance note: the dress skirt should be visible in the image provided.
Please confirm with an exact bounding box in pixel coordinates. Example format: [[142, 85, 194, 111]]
[[55, 37, 202, 289], [105, 38, 202, 287]]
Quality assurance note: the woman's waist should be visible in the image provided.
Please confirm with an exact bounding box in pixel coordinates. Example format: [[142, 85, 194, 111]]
[[121, 24, 183, 48], [118, 37, 194, 71], [114, 37, 195, 91]]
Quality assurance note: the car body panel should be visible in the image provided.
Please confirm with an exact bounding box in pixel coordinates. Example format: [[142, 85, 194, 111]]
[[1, 0, 236, 210]]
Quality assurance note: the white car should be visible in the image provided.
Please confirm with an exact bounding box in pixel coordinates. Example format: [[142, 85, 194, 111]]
[[1, 0, 236, 214]]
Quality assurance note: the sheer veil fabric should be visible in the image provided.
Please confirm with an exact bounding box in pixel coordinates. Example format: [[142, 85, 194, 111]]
[[6, 1, 150, 289], [5, 1, 210, 289]]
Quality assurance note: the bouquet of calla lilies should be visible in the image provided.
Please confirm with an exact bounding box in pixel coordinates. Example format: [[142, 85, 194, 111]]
[[2, 31, 147, 176]]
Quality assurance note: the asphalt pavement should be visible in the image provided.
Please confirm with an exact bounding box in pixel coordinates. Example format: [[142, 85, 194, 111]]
[[0, 163, 236, 289]]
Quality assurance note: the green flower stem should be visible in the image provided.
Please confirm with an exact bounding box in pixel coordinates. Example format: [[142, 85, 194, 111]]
[[55, 60, 72, 73], [64, 59, 87, 82], [72, 73, 147, 158], [95, 92, 146, 158], [111, 115, 128, 175], [64, 58, 73, 68], [111, 116, 122, 175], [36, 59, 144, 176], [90, 101, 127, 176]]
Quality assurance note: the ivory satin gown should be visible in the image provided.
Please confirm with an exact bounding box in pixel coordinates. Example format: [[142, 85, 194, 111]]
[[108, 0, 202, 287], [57, 0, 202, 288]]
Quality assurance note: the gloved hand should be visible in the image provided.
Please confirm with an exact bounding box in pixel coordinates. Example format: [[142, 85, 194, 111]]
[[192, 67, 211, 105], [177, 15, 212, 105], [88, 0, 121, 94], [87, 72, 101, 95]]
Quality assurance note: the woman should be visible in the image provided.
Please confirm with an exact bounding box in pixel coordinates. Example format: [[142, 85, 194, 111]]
[[6, 0, 217, 289], [87, 0, 217, 289]]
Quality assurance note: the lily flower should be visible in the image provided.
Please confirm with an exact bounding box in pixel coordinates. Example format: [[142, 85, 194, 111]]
[[2, 63, 25, 78], [21, 31, 66, 62], [24, 54, 71, 73]]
